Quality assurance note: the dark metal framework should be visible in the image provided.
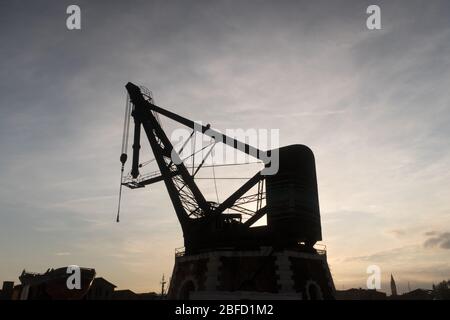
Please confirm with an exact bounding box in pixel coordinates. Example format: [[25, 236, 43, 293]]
[[121, 83, 324, 254], [123, 82, 273, 254]]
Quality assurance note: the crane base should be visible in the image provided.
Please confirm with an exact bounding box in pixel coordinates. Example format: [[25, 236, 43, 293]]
[[167, 246, 335, 300]]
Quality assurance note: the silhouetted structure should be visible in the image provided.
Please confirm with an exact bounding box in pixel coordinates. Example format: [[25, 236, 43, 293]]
[[391, 274, 397, 296], [336, 288, 387, 300], [112, 289, 160, 300], [1, 270, 165, 300], [432, 280, 450, 300], [138, 292, 161, 300], [14, 267, 95, 300], [0, 281, 14, 300], [397, 289, 433, 300], [85, 277, 116, 300], [112, 289, 137, 300], [119, 83, 335, 299]]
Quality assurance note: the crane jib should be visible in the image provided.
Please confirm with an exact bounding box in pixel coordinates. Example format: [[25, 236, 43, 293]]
[[125, 82, 269, 163]]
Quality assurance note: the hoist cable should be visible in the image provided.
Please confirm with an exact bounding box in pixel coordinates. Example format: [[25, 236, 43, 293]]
[[117, 94, 132, 223], [192, 132, 196, 175], [164, 130, 196, 170], [134, 140, 216, 176], [121, 94, 131, 154], [183, 161, 263, 171], [211, 141, 220, 203], [194, 177, 252, 180], [193, 142, 216, 177], [116, 167, 125, 223], [177, 130, 195, 157], [139, 158, 156, 168]]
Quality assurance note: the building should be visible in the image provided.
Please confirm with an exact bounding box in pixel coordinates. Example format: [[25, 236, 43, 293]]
[[137, 292, 160, 300], [398, 289, 433, 300], [0, 281, 15, 300], [85, 277, 116, 300], [112, 289, 137, 300], [2, 268, 163, 300], [335, 288, 387, 300], [112, 289, 161, 300]]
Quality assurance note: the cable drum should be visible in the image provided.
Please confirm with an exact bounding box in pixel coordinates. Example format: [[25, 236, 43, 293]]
[[265, 144, 322, 247]]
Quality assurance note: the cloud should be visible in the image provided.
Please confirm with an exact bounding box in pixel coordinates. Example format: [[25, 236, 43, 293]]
[[386, 229, 408, 238], [344, 245, 418, 263], [424, 232, 450, 250], [55, 252, 71, 256]]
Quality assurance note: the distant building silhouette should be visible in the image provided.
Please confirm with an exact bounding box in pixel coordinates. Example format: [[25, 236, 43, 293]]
[[11, 267, 95, 300], [0, 281, 14, 300], [335, 288, 386, 300], [138, 292, 161, 300], [390, 274, 397, 296], [112, 289, 160, 300], [85, 277, 163, 300], [398, 289, 433, 300], [1, 268, 164, 300], [112, 289, 137, 300], [85, 277, 116, 300]]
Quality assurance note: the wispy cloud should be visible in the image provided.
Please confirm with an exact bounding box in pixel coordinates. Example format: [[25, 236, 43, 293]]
[[55, 252, 71, 256], [424, 232, 450, 250]]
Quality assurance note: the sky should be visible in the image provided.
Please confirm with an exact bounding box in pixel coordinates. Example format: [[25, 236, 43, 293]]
[[0, 0, 449, 294]]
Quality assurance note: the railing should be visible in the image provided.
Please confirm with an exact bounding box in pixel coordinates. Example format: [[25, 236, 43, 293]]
[[139, 86, 154, 102], [174, 244, 327, 257], [121, 170, 162, 189]]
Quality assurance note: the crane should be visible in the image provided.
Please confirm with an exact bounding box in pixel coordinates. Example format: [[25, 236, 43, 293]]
[[117, 82, 322, 255]]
